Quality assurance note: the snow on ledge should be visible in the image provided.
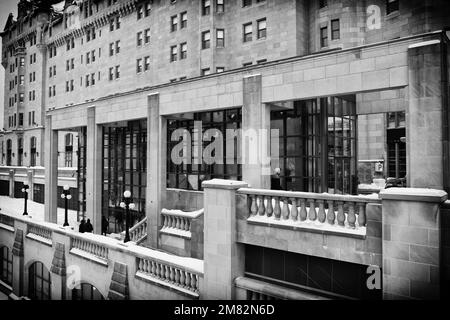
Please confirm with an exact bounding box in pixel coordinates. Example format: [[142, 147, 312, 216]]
[[69, 248, 108, 266], [161, 208, 204, 219], [26, 233, 53, 246], [0, 223, 14, 233]]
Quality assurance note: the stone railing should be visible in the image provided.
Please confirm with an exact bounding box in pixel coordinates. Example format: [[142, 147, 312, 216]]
[[160, 208, 204, 239], [135, 254, 202, 298], [26, 223, 53, 246], [0, 213, 15, 228], [237, 188, 380, 237], [128, 217, 147, 244], [70, 236, 109, 265]]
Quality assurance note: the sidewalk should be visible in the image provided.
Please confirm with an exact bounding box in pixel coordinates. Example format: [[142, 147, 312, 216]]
[[0, 195, 79, 228]]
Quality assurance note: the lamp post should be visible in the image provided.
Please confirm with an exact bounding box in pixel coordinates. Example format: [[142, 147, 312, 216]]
[[120, 190, 135, 243], [61, 185, 72, 227], [21, 181, 29, 216]]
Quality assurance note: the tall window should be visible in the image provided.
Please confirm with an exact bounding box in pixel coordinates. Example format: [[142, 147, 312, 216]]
[[137, 5, 144, 19], [6, 140, 12, 166], [115, 65, 120, 79], [144, 56, 150, 71], [320, 26, 328, 47], [202, 0, 211, 15], [319, 0, 327, 8], [65, 133, 73, 167], [243, 23, 252, 42], [170, 45, 177, 62], [136, 58, 143, 73], [243, 0, 251, 7], [271, 96, 357, 194], [216, 0, 224, 12], [201, 31, 211, 49], [17, 138, 23, 166], [386, 0, 399, 15], [331, 19, 340, 40], [387, 111, 406, 179], [28, 262, 51, 300], [30, 137, 37, 166], [216, 29, 224, 47], [0, 246, 12, 286], [137, 32, 143, 46], [171, 15, 178, 32], [167, 109, 242, 191], [180, 43, 187, 59], [144, 28, 150, 43], [257, 18, 266, 39], [180, 12, 187, 28]]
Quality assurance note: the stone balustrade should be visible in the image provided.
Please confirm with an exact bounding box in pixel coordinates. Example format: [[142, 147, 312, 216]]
[[160, 208, 204, 239], [136, 256, 201, 297], [27, 223, 52, 245], [128, 217, 147, 243], [0, 213, 14, 228], [70, 236, 109, 263], [238, 188, 380, 237]]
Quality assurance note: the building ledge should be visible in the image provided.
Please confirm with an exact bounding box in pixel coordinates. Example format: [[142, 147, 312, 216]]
[[379, 188, 448, 203]]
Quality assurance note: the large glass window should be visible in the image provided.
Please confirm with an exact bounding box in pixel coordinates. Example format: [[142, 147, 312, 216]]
[[30, 136, 37, 167], [271, 96, 357, 195], [6, 139, 12, 166], [77, 128, 87, 221], [102, 120, 147, 234], [65, 133, 73, 167], [0, 246, 13, 286], [17, 138, 23, 166], [387, 111, 406, 179], [28, 262, 51, 300], [167, 109, 242, 191]]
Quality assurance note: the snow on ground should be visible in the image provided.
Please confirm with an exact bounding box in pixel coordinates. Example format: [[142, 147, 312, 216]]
[[0, 196, 79, 228]]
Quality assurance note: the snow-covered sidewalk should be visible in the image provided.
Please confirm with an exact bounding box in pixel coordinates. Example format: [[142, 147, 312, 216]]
[[0, 195, 80, 228]]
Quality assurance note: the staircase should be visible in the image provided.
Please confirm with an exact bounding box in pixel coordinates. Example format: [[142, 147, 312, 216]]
[[121, 217, 148, 245]]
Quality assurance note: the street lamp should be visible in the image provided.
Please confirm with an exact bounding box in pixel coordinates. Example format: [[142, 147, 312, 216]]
[[119, 190, 135, 243], [61, 185, 72, 227], [21, 181, 29, 216]]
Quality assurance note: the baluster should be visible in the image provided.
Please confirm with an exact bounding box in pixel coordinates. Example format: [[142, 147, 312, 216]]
[[175, 217, 180, 229], [258, 196, 266, 216], [191, 274, 197, 291], [357, 203, 367, 227], [318, 200, 326, 223], [151, 261, 156, 275], [138, 259, 143, 272], [282, 198, 289, 220], [174, 269, 180, 284], [327, 200, 335, 225], [273, 197, 281, 220], [164, 265, 170, 281], [169, 267, 175, 283], [161, 215, 166, 228], [250, 195, 258, 216], [347, 202, 356, 228], [299, 199, 307, 221], [180, 271, 186, 288], [185, 271, 191, 288], [266, 196, 273, 218], [337, 201, 345, 227], [185, 219, 190, 231], [290, 198, 298, 221], [180, 217, 185, 230], [308, 199, 317, 221], [141, 259, 147, 273], [166, 215, 171, 228], [155, 263, 161, 278]]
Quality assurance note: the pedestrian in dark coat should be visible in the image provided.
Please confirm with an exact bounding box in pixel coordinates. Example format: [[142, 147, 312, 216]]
[[102, 216, 109, 236], [85, 219, 94, 233], [79, 219, 86, 233]]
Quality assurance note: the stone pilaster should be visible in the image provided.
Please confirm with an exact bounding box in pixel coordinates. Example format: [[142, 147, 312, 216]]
[[108, 262, 129, 300], [202, 179, 248, 299], [12, 229, 24, 297], [380, 188, 447, 299], [50, 242, 66, 300], [44, 115, 58, 223]]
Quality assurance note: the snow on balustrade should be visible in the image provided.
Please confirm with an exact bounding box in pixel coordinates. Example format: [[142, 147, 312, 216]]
[[129, 217, 148, 243], [136, 256, 200, 298], [27, 223, 53, 246], [160, 208, 204, 239], [238, 188, 381, 237], [70, 237, 109, 264]]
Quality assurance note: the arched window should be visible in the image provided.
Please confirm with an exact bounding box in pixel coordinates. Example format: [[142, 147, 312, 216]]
[[28, 262, 51, 300], [6, 139, 12, 166], [72, 283, 104, 300], [30, 137, 37, 167], [0, 246, 13, 286], [65, 133, 73, 167], [17, 138, 23, 166]]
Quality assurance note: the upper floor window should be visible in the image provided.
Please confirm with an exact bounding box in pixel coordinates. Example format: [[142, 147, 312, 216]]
[[144, 28, 151, 43], [201, 68, 211, 76], [202, 31, 211, 49], [331, 19, 340, 40], [110, 16, 120, 31], [320, 26, 328, 47], [180, 12, 187, 28], [216, 67, 225, 73], [319, 0, 327, 8], [144, 56, 150, 71], [202, 0, 211, 15], [242, 0, 251, 7], [137, 5, 144, 20], [107, 0, 118, 5], [243, 23, 252, 42], [20, 57, 25, 67], [170, 45, 177, 62], [386, 0, 399, 15], [180, 42, 187, 59], [257, 18, 266, 39], [137, 32, 143, 46], [136, 58, 143, 73], [145, 2, 152, 16], [171, 15, 178, 32], [216, 0, 224, 12], [216, 29, 225, 47]]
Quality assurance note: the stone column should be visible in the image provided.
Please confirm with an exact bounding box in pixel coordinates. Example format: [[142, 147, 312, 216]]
[[50, 242, 66, 300], [44, 115, 58, 223], [86, 107, 102, 233], [146, 93, 167, 249], [8, 169, 14, 197], [242, 74, 271, 189], [202, 179, 248, 299], [407, 41, 444, 189], [27, 169, 34, 201], [380, 188, 447, 299]]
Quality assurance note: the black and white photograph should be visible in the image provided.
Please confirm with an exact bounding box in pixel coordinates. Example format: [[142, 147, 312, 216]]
[[0, 0, 449, 312]]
